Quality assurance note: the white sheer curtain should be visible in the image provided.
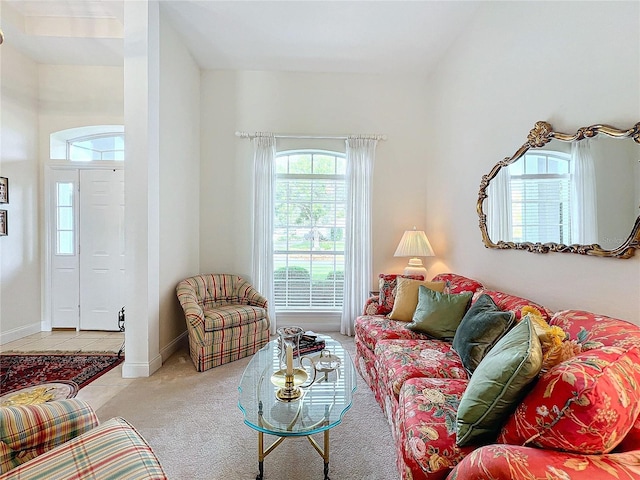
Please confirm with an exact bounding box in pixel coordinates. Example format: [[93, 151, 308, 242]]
[[341, 137, 377, 336], [251, 135, 277, 333], [570, 140, 598, 244], [486, 166, 513, 242]]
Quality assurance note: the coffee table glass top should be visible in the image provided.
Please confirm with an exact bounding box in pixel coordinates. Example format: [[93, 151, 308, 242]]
[[238, 335, 357, 436]]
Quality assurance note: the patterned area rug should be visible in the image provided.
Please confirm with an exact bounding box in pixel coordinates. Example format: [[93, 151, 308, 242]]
[[0, 352, 123, 393]]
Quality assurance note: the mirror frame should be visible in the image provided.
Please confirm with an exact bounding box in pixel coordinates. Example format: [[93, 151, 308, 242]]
[[477, 121, 640, 259]]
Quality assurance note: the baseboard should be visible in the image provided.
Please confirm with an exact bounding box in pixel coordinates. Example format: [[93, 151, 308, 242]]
[[121, 353, 163, 378], [120, 332, 187, 378], [0, 322, 41, 346], [160, 331, 188, 363]]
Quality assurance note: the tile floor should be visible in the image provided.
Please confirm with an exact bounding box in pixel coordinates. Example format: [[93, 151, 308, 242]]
[[1, 330, 133, 411]]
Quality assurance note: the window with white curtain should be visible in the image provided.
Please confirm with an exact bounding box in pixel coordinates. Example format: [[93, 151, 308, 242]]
[[274, 150, 346, 310], [509, 151, 572, 243]]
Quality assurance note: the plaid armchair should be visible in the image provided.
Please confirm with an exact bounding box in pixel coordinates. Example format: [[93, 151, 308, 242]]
[[176, 273, 271, 371], [0, 399, 166, 479]]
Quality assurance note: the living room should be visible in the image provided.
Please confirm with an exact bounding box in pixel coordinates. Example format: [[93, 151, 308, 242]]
[[0, 1, 639, 477], [2, 0, 637, 377]]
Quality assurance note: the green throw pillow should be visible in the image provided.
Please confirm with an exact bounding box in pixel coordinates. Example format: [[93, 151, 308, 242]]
[[406, 286, 473, 340], [452, 294, 516, 374], [456, 317, 542, 446]]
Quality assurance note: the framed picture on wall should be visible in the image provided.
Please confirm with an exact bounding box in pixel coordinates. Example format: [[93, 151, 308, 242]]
[[0, 177, 7, 203], [0, 210, 6, 236]]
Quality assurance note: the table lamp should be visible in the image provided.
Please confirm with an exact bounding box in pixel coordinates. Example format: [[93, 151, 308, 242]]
[[393, 227, 435, 276]]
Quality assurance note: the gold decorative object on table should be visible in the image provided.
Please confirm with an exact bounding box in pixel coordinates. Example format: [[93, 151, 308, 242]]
[[271, 367, 308, 402]]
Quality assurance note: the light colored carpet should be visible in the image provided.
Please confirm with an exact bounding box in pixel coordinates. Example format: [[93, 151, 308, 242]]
[[96, 334, 398, 479]]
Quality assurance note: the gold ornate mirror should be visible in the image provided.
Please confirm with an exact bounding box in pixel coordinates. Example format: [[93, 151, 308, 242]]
[[478, 121, 640, 258]]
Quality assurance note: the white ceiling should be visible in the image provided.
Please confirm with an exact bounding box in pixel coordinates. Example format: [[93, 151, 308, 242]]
[[2, 0, 480, 75]]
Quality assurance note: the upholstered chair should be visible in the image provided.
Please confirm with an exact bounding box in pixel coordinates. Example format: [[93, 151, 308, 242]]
[[176, 274, 271, 371]]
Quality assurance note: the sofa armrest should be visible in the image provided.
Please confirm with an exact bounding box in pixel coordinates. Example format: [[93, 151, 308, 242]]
[[176, 280, 205, 328], [447, 444, 640, 480], [0, 399, 98, 474], [363, 295, 380, 315]]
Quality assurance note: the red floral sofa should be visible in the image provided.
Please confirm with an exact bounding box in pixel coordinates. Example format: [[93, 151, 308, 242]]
[[355, 273, 640, 480]]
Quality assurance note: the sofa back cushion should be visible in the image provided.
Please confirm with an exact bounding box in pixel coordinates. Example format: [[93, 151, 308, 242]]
[[482, 290, 553, 321], [431, 273, 484, 295], [498, 345, 640, 454], [550, 309, 640, 349]]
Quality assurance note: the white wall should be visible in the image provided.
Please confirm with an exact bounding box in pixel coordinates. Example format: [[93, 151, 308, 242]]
[[200, 70, 433, 296], [0, 43, 40, 343], [427, 1, 640, 323], [158, 12, 200, 351]]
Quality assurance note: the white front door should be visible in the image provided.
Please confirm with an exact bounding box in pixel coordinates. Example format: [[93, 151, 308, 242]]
[[78, 169, 125, 331]]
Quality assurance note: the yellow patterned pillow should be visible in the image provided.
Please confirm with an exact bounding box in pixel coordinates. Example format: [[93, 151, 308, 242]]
[[388, 277, 445, 321], [521, 306, 579, 373]]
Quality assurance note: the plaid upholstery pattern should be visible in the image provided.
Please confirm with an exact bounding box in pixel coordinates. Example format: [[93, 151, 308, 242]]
[[0, 399, 98, 474], [177, 273, 270, 371], [0, 417, 167, 479], [203, 305, 267, 332]]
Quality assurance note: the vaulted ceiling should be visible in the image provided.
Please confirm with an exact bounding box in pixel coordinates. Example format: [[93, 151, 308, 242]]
[[2, 0, 480, 75]]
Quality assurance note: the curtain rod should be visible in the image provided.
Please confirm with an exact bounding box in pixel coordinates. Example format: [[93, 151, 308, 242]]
[[235, 131, 387, 141]]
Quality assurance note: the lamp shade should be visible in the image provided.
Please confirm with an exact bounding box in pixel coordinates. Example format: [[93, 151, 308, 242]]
[[394, 228, 435, 258], [393, 228, 435, 276]]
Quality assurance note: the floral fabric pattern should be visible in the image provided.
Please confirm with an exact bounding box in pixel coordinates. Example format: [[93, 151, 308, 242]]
[[376, 340, 467, 400], [430, 273, 484, 295], [498, 346, 640, 454], [399, 378, 473, 480], [355, 315, 432, 353], [447, 444, 640, 480], [355, 274, 640, 480], [550, 310, 640, 350], [482, 290, 554, 321]]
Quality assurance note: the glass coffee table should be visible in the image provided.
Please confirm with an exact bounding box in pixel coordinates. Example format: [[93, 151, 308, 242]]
[[238, 334, 357, 480]]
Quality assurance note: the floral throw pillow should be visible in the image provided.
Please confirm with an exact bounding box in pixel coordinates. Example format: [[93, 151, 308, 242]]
[[377, 274, 424, 316], [498, 345, 640, 454]]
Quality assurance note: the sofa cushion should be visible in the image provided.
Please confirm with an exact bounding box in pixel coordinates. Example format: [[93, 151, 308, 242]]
[[375, 339, 468, 400], [498, 345, 640, 454], [203, 305, 267, 332], [482, 290, 553, 321], [406, 287, 473, 340], [452, 294, 516, 375], [354, 315, 431, 353], [398, 377, 473, 478], [456, 317, 542, 446], [377, 274, 425, 316], [388, 278, 446, 321]]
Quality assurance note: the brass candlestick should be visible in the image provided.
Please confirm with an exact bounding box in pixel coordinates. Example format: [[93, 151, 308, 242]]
[[276, 370, 302, 402]]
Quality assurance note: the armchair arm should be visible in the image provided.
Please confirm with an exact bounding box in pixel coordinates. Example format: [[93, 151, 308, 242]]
[[237, 282, 268, 309], [176, 280, 205, 328], [0, 399, 98, 474], [447, 444, 640, 480]]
